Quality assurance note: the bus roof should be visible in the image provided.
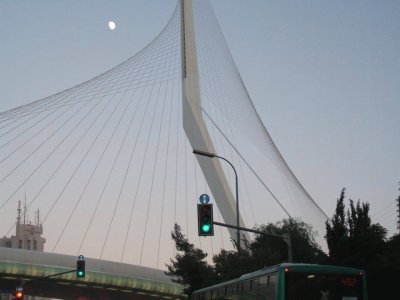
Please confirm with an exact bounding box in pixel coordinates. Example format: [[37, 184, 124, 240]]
[[239, 263, 364, 280]]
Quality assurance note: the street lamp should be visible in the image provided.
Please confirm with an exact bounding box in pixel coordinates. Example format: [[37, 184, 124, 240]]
[[193, 149, 241, 250]]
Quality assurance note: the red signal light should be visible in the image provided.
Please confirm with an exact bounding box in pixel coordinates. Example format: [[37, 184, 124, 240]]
[[15, 287, 24, 299], [201, 205, 210, 213]]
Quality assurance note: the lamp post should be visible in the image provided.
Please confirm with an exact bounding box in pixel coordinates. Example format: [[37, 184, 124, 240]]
[[193, 149, 240, 250]]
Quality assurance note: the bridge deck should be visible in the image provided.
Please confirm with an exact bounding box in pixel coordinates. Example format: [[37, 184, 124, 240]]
[[0, 248, 183, 299]]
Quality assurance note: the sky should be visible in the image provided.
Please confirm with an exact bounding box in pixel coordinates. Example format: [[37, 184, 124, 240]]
[[0, 0, 399, 240]]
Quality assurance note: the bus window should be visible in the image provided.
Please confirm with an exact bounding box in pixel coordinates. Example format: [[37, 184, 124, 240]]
[[258, 274, 277, 300], [285, 273, 364, 300], [212, 286, 225, 299], [251, 278, 259, 299], [257, 274, 277, 300], [240, 279, 258, 299], [192, 293, 206, 300], [207, 290, 213, 299], [241, 279, 250, 296], [225, 285, 234, 298], [268, 274, 277, 299]]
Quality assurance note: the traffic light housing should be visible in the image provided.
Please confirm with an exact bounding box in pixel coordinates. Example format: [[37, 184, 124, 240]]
[[15, 287, 24, 299], [76, 255, 85, 278], [198, 204, 214, 236]]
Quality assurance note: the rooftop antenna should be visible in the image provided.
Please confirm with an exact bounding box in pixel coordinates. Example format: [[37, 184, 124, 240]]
[[17, 200, 22, 224], [23, 192, 27, 225], [36, 209, 41, 226]]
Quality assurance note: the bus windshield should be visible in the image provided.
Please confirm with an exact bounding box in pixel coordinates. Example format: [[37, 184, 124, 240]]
[[285, 272, 364, 300]]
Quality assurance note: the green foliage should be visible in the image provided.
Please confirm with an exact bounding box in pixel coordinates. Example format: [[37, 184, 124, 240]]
[[213, 248, 254, 282], [325, 187, 400, 299], [213, 218, 327, 283], [249, 223, 289, 267], [165, 223, 215, 296], [325, 188, 348, 263], [378, 234, 400, 271], [325, 188, 388, 269], [250, 218, 327, 266]]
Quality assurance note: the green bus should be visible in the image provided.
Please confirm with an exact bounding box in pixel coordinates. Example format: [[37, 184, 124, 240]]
[[191, 263, 367, 300]]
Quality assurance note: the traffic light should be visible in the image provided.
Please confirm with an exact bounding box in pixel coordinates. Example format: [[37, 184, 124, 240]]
[[76, 255, 85, 278], [15, 287, 24, 299], [198, 204, 214, 236]]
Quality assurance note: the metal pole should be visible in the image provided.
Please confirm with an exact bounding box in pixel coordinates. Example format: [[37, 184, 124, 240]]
[[215, 155, 240, 250], [236, 166, 239, 249], [214, 221, 293, 262], [193, 150, 241, 250], [19, 269, 77, 287], [283, 234, 293, 263]]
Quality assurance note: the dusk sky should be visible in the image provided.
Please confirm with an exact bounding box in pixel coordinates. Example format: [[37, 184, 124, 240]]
[[1, 0, 399, 241]]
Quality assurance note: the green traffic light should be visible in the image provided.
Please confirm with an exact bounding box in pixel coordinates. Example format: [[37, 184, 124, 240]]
[[197, 204, 214, 236], [77, 255, 86, 278], [201, 224, 211, 233]]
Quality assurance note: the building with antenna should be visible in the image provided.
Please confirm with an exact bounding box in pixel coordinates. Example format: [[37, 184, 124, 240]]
[[0, 201, 46, 251]]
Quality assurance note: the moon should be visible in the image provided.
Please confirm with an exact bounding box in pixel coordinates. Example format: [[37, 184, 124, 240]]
[[108, 21, 116, 30]]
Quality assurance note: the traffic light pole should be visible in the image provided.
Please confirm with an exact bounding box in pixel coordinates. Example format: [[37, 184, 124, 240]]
[[213, 155, 240, 251], [14, 256, 85, 298], [213, 221, 293, 262], [193, 150, 241, 250], [27, 269, 77, 282], [15, 269, 77, 298], [18, 269, 77, 286]]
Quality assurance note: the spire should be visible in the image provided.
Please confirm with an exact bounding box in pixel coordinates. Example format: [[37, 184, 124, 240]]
[[17, 200, 21, 224], [23, 193, 27, 225], [35, 209, 41, 226]]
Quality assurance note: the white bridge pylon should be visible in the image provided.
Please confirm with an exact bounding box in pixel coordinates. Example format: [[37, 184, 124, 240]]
[[181, 0, 249, 245]]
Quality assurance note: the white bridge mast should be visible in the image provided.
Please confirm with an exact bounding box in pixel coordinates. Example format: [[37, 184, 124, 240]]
[[180, 0, 249, 245]]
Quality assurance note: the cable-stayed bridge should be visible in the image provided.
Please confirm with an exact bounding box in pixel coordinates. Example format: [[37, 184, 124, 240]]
[[0, 1, 329, 295]]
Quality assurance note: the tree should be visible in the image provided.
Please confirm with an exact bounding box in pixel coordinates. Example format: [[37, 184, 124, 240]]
[[365, 184, 400, 300], [379, 234, 400, 270], [377, 182, 400, 271], [325, 188, 348, 263], [397, 181, 400, 234], [347, 199, 387, 269], [325, 188, 387, 269], [250, 218, 327, 266], [165, 223, 215, 296], [213, 247, 254, 282]]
